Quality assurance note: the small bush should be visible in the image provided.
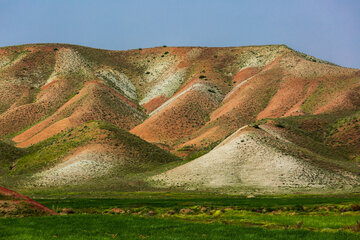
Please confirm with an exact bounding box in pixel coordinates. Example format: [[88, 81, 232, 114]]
[[351, 204, 360, 211], [178, 145, 194, 152], [351, 221, 360, 232], [295, 221, 303, 229], [294, 204, 304, 211]]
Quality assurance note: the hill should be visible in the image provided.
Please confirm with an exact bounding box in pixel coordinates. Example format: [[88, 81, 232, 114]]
[[152, 123, 359, 194], [1, 121, 180, 190], [0, 43, 359, 193]]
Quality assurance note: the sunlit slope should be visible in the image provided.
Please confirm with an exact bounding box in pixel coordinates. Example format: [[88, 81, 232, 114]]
[[152, 124, 360, 194], [132, 46, 360, 154], [1, 44, 358, 153]]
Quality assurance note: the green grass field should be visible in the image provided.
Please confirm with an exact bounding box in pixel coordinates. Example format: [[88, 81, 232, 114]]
[[34, 193, 360, 209], [1, 214, 360, 240], [2, 193, 360, 239]]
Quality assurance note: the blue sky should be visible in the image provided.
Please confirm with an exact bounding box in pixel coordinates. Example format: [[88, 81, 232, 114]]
[[0, 0, 359, 68]]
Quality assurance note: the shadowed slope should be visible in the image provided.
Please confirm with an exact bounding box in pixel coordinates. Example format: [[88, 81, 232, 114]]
[[5, 121, 180, 188], [0, 140, 24, 175]]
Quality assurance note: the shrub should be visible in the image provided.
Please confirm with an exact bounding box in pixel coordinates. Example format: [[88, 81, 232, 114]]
[[351, 204, 360, 211], [178, 145, 194, 152], [351, 221, 360, 232]]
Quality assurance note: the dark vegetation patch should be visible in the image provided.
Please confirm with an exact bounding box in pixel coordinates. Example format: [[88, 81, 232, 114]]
[[98, 121, 181, 164], [184, 140, 222, 161], [0, 141, 25, 175], [0, 200, 49, 218]]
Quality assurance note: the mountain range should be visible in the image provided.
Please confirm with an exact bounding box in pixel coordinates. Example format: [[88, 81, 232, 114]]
[[0, 43, 359, 194]]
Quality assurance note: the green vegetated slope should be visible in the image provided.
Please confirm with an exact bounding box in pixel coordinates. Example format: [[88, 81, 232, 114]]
[[12, 121, 179, 174], [266, 112, 360, 163]]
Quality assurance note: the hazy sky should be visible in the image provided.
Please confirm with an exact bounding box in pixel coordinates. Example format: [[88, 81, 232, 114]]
[[0, 0, 359, 68]]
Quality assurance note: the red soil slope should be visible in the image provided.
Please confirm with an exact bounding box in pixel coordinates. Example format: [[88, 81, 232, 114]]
[[0, 43, 358, 158], [133, 49, 360, 153], [0, 186, 54, 215], [0, 43, 359, 193], [13, 81, 145, 147]]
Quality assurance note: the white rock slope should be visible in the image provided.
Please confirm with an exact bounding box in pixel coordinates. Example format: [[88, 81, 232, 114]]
[[152, 127, 359, 194]]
